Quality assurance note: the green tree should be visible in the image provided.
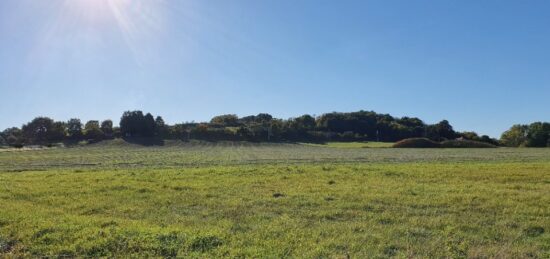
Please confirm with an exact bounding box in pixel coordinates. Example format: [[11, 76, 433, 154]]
[[210, 114, 239, 126], [84, 120, 103, 141], [1, 127, 23, 147], [22, 117, 56, 144], [101, 120, 114, 138], [67, 118, 83, 140], [120, 111, 145, 137], [143, 113, 156, 137], [427, 120, 456, 141], [50, 121, 67, 142], [155, 116, 167, 137], [525, 122, 550, 147], [120, 111, 157, 137], [500, 125, 528, 147]]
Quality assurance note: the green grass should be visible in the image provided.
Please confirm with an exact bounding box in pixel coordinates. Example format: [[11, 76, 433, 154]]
[[302, 141, 394, 148], [0, 140, 549, 257]]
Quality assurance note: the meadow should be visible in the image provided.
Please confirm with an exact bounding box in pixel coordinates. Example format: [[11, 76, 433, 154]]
[[0, 141, 549, 257]]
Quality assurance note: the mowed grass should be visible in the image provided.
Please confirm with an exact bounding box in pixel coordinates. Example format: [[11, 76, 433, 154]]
[[0, 141, 549, 257], [302, 141, 395, 149]]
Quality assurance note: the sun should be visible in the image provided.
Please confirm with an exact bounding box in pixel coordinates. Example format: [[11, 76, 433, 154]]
[[48, 0, 166, 64]]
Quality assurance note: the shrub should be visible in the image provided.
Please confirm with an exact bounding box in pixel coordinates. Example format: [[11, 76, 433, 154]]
[[393, 138, 440, 148], [440, 139, 496, 148]]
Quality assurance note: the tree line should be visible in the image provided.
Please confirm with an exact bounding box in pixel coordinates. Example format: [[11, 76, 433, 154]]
[[500, 122, 550, 147], [0, 110, 545, 147]]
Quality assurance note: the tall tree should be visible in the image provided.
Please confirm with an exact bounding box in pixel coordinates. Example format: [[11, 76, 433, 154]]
[[67, 118, 83, 140], [155, 116, 167, 137], [143, 113, 156, 137], [120, 111, 157, 137], [120, 111, 145, 137], [100, 120, 114, 138]]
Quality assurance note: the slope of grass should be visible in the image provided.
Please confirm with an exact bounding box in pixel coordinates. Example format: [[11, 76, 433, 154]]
[[303, 141, 394, 148], [2, 140, 550, 172], [0, 142, 549, 257]]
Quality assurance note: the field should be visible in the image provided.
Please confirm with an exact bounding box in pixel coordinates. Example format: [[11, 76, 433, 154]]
[[0, 141, 549, 258], [300, 141, 395, 149]]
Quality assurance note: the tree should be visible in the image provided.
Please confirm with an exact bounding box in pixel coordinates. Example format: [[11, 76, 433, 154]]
[[210, 114, 239, 126], [2, 127, 23, 147], [67, 118, 83, 140], [525, 122, 550, 147], [155, 116, 167, 137], [119, 111, 156, 137], [500, 124, 528, 147], [120, 111, 145, 137], [293, 115, 316, 131], [22, 117, 56, 144], [50, 121, 67, 142], [479, 135, 500, 146], [101, 120, 114, 138], [143, 113, 156, 137], [84, 120, 103, 141], [427, 120, 456, 141], [255, 113, 273, 123], [460, 131, 480, 140], [435, 120, 456, 140]]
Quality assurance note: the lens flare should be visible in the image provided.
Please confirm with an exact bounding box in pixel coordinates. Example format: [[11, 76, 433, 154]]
[[36, 0, 167, 65]]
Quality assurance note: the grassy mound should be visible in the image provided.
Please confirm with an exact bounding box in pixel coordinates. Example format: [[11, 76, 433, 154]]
[[394, 138, 498, 148], [441, 139, 497, 148], [392, 138, 440, 148]]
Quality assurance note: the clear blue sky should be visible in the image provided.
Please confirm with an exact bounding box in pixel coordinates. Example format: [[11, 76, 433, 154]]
[[1, 0, 549, 137]]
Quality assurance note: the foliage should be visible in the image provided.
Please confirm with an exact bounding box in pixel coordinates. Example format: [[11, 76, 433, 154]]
[[525, 122, 550, 147], [154, 116, 168, 138], [84, 120, 103, 141], [458, 131, 500, 146], [100, 120, 114, 138], [67, 118, 83, 140], [500, 123, 550, 147], [1, 127, 23, 147], [21, 117, 64, 144], [5, 110, 550, 147], [210, 114, 239, 126], [120, 111, 156, 137], [426, 120, 457, 141]]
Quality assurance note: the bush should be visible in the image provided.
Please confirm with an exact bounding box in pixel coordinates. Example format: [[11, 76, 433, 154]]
[[393, 138, 440, 148], [440, 139, 496, 148]]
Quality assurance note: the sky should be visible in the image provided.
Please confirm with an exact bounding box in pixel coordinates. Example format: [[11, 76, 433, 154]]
[[1, 0, 549, 137]]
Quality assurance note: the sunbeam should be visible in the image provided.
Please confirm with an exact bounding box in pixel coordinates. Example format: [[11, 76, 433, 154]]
[[38, 0, 168, 66]]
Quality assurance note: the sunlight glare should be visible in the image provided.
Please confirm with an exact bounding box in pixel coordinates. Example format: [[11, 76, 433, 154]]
[[53, 0, 167, 65]]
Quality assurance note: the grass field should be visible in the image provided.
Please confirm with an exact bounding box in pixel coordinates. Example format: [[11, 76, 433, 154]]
[[0, 141, 549, 257], [301, 141, 395, 149]]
